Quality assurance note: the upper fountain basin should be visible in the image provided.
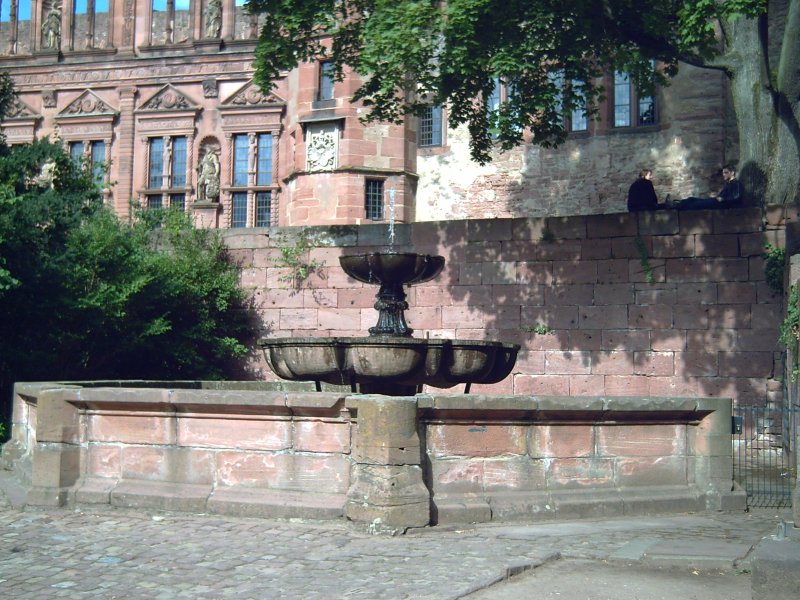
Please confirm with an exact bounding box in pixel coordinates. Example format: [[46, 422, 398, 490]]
[[339, 252, 445, 286]]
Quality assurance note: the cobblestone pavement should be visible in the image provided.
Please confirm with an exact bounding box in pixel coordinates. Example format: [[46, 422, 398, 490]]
[[0, 476, 789, 600]]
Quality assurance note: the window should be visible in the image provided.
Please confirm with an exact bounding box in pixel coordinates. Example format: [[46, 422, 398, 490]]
[[171, 137, 186, 187], [569, 81, 588, 132], [419, 105, 443, 147], [614, 70, 657, 128], [151, 0, 191, 45], [90, 141, 106, 185], [146, 135, 187, 210], [70, 142, 85, 165], [73, 0, 110, 50], [256, 134, 273, 185], [1, 0, 32, 55], [255, 192, 271, 227], [318, 61, 334, 101], [231, 193, 248, 228], [148, 137, 164, 188], [170, 194, 185, 211], [233, 134, 249, 186], [229, 132, 275, 227], [365, 179, 384, 221], [613, 72, 631, 127]]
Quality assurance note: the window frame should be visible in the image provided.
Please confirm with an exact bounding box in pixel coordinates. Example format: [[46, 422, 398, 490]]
[[226, 130, 278, 228], [317, 61, 335, 101], [365, 179, 385, 221], [145, 134, 190, 211], [419, 104, 444, 148], [611, 69, 658, 130]]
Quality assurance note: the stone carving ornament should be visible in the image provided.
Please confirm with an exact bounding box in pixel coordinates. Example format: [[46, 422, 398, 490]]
[[5, 96, 34, 119], [65, 96, 112, 115], [202, 79, 218, 98], [230, 84, 273, 106], [306, 129, 337, 172], [204, 0, 222, 39], [197, 150, 220, 201], [42, 89, 56, 108], [42, 1, 62, 50], [142, 90, 190, 110]]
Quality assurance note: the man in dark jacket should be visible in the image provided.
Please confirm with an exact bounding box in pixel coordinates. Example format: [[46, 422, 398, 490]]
[[675, 165, 743, 210], [627, 169, 660, 211]]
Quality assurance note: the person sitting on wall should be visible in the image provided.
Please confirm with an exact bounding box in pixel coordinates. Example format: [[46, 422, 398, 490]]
[[673, 165, 743, 210], [627, 168, 662, 211]]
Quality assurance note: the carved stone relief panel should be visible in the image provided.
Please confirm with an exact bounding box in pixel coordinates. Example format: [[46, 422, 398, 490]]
[[305, 122, 339, 172]]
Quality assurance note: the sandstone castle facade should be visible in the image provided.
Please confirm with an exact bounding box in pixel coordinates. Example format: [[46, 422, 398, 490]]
[[1, 0, 737, 227]]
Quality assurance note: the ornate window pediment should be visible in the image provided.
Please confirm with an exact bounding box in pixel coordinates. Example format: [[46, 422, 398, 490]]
[[138, 85, 199, 112], [57, 90, 118, 118], [221, 81, 285, 108], [5, 96, 38, 120], [1, 96, 41, 145]]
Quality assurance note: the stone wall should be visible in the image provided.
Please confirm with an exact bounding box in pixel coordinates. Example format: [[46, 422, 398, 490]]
[[417, 65, 737, 220], [231, 206, 790, 409], [2, 383, 744, 530]]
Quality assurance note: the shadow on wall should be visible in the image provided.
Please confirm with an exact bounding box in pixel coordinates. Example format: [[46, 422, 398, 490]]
[[395, 207, 787, 408]]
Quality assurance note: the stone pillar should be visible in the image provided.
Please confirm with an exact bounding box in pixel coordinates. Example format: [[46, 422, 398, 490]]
[[344, 395, 430, 535], [690, 396, 747, 510], [115, 86, 137, 218], [25, 388, 83, 507]]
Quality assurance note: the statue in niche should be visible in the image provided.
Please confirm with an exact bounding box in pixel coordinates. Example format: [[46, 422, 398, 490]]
[[204, 0, 222, 39], [197, 150, 220, 201], [42, 2, 62, 50]]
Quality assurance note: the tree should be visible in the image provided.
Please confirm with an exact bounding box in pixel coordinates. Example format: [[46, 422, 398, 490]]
[[249, 0, 798, 205], [0, 134, 253, 429]]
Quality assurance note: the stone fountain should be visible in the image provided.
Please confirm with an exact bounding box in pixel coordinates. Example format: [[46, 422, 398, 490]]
[[258, 252, 520, 395]]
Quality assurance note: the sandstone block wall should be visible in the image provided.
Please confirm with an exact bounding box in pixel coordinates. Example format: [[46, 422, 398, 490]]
[[232, 206, 790, 408], [3, 384, 744, 525]]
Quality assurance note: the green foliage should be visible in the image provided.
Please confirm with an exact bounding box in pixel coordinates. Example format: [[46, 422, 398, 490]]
[[522, 323, 553, 335], [274, 228, 322, 287], [0, 141, 252, 401], [780, 285, 800, 380], [763, 243, 785, 295], [249, 0, 767, 164], [0, 71, 14, 137]]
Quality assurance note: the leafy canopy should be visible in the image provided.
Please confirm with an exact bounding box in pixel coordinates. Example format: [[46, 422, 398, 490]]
[[0, 139, 252, 395], [250, 0, 766, 163]]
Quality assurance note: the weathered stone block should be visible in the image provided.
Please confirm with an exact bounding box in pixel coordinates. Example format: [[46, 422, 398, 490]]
[[89, 414, 175, 445], [121, 446, 215, 485], [178, 416, 291, 450], [546, 457, 615, 489], [427, 424, 526, 458], [293, 419, 351, 453], [529, 425, 593, 458]]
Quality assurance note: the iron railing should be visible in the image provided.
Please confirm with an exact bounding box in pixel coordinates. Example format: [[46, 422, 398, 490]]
[[733, 404, 797, 508]]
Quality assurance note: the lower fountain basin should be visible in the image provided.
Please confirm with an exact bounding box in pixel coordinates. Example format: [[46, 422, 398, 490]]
[[258, 337, 520, 390]]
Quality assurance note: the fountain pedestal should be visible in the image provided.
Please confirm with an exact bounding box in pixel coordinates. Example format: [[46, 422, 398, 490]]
[[344, 395, 429, 534]]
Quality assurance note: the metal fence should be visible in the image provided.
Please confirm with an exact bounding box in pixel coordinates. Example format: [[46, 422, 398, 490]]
[[732, 404, 797, 508]]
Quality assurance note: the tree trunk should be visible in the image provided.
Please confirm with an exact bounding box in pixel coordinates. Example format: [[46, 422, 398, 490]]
[[722, 1, 800, 206]]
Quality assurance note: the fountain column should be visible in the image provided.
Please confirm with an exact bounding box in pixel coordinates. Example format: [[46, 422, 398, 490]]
[[344, 395, 430, 534]]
